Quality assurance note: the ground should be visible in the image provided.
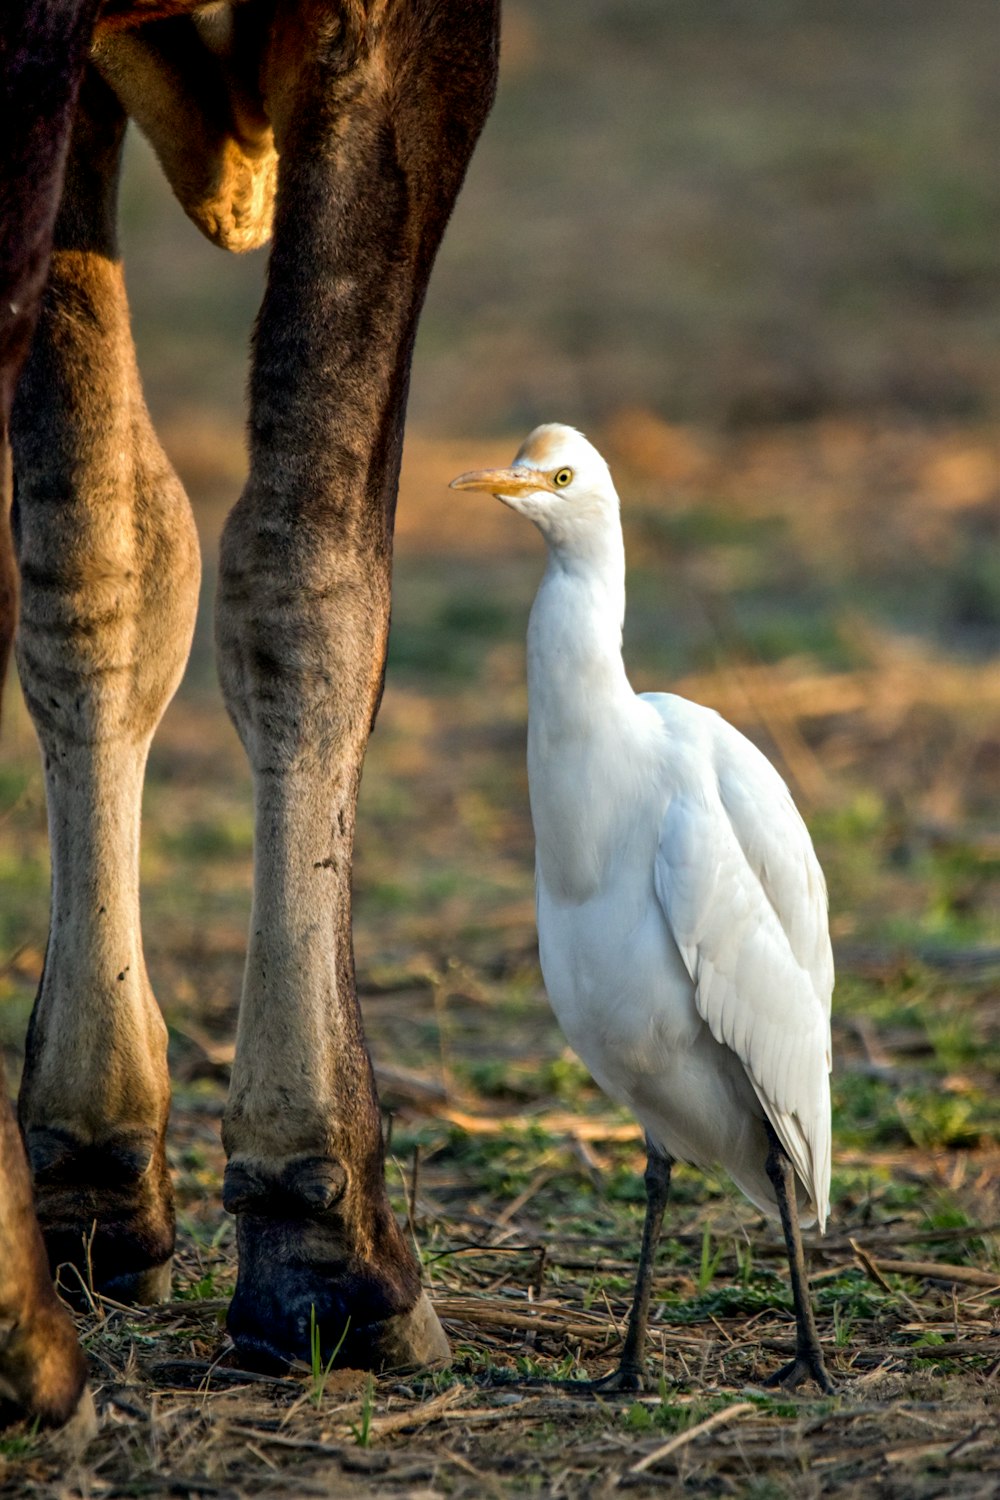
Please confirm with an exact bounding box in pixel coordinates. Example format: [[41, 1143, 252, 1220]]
[[1, 1, 998, 1494]]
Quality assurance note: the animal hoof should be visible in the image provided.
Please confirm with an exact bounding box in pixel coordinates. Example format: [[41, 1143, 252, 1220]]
[[360, 1289, 451, 1374], [98, 1258, 172, 1305], [0, 1296, 92, 1432], [226, 1212, 449, 1374], [24, 1127, 174, 1306]]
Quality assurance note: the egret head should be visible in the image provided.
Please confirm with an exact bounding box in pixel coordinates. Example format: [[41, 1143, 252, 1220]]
[[450, 424, 619, 550]]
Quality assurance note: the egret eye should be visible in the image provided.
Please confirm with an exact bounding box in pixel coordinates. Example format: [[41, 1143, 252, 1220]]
[[553, 467, 574, 489]]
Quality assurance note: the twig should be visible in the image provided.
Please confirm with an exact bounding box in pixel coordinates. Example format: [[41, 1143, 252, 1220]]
[[623, 1402, 755, 1477], [439, 1107, 639, 1142], [435, 1296, 618, 1344], [228, 1425, 343, 1457], [148, 1359, 299, 1390], [851, 1240, 901, 1296], [494, 1168, 557, 1230], [368, 1382, 465, 1437], [858, 1257, 1000, 1289]]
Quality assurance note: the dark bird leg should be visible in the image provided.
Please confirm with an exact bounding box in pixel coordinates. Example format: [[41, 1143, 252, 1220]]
[[763, 1122, 833, 1393], [592, 1141, 673, 1392]]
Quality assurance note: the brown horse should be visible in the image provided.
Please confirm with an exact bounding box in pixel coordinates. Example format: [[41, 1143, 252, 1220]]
[[0, 0, 498, 1425]]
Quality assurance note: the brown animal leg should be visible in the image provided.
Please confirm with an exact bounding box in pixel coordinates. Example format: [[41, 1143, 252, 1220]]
[[10, 67, 200, 1304], [217, 0, 499, 1372], [0, 1069, 91, 1430], [0, 0, 103, 1433], [1, 0, 101, 718]]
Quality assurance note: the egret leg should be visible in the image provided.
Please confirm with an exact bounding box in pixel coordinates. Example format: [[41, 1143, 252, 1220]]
[[591, 1143, 673, 1392], [763, 1123, 833, 1393]]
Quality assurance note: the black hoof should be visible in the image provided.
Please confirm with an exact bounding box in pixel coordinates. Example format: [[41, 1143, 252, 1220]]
[[227, 1213, 449, 1375], [25, 1127, 174, 1306]]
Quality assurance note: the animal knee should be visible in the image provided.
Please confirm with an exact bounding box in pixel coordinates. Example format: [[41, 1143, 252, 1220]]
[[92, 13, 276, 253]]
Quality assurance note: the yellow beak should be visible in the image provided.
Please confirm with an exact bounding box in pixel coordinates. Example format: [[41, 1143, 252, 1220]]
[[449, 466, 555, 497]]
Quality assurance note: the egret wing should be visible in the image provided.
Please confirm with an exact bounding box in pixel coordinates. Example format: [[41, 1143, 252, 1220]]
[[647, 697, 833, 1226]]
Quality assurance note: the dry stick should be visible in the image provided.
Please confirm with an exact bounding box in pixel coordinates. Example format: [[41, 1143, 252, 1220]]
[[430, 1221, 1000, 1260], [872, 1337, 1000, 1358], [368, 1383, 466, 1437], [437, 1302, 620, 1344], [852, 1240, 906, 1298], [440, 1107, 639, 1142], [441, 1446, 508, 1500], [148, 1359, 299, 1389], [623, 1401, 755, 1477], [884, 1436, 993, 1465], [407, 1143, 420, 1243], [493, 1168, 558, 1230], [855, 1256, 1000, 1289], [228, 1426, 343, 1458], [231, 1388, 466, 1448]]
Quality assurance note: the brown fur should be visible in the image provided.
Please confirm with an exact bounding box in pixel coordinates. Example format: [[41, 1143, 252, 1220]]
[[4, 0, 499, 1391], [0, 0, 103, 1430]]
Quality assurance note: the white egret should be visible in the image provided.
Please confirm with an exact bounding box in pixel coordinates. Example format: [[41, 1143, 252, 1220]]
[[450, 424, 834, 1393]]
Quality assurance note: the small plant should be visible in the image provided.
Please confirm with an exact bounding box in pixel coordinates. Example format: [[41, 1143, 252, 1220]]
[[735, 1237, 754, 1287], [0, 1420, 40, 1461], [350, 1374, 376, 1447], [549, 1351, 584, 1380], [697, 1225, 725, 1293], [832, 1301, 853, 1348], [309, 1305, 351, 1408], [624, 1402, 653, 1432]]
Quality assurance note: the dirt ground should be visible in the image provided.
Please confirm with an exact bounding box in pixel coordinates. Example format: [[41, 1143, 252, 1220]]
[[2, 0, 999, 1495]]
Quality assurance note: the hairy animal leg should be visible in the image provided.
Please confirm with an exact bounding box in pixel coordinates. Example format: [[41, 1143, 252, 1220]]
[[1, 0, 99, 719], [762, 1122, 834, 1393], [10, 67, 200, 1305], [0, 0, 103, 1433], [589, 1144, 673, 1393], [216, 0, 499, 1372], [0, 1068, 93, 1432]]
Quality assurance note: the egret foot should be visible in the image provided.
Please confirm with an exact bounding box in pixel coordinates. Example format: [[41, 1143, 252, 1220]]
[[534, 1144, 672, 1397], [609, 1144, 673, 1393], [764, 1348, 834, 1395], [583, 1363, 646, 1394], [25, 1126, 174, 1306], [764, 1123, 833, 1395], [224, 1157, 449, 1374], [519, 1364, 646, 1397]]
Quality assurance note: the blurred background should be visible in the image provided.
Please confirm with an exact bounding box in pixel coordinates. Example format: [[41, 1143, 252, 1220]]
[[2, 0, 998, 1264]]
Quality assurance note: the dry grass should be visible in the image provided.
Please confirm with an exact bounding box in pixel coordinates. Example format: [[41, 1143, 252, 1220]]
[[3, 412, 999, 1496], [3, 1, 1000, 1492], [1, 1112, 997, 1497]]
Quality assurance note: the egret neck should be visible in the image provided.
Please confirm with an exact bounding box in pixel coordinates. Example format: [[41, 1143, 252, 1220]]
[[526, 524, 654, 904]]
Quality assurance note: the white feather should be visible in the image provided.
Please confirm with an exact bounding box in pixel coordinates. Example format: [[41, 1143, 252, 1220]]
[[453, 424, 834, 1234]]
